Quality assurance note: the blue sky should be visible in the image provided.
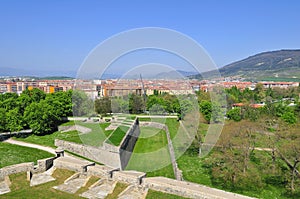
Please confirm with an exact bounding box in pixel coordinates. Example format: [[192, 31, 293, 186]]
[[1, 0, 300, 76]]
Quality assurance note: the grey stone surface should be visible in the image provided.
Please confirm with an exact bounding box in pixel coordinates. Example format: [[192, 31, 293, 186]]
[[53, 173, 90, 194], [143, 177, 256, 199], [55, 139, 121, 169], [118, 185, 148, 199], [53, 156, 94, 173], [112, 170, 146, 186], [0, 177, 11, 195], [30, 172, 55, 186], [0, 162, 34, 181], [80, 179, 117, 199]]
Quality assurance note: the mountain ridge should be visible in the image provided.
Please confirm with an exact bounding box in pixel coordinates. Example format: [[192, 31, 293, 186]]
[[195, 49, 300, 80]]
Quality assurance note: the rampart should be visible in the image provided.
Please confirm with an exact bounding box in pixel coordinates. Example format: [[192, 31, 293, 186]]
[[55, 118, 140, 170]]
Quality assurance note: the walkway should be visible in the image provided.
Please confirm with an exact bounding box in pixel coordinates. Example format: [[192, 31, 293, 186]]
[[3, 138, 77, 159]]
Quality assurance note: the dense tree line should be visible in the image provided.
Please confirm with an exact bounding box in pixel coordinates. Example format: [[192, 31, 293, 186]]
[[0, 88, 74, 134], [94, 93, 198, 119]]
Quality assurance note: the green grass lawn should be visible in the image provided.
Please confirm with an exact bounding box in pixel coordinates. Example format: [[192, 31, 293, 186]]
[[106, 125, 129, 146], [132, 127, 168, 153], [0, 142, 53, 168], [165, 118, 180, 139], [176, 146, 213, 186], [14, 130, 82, 148], [76, 122, 113, 146], [13, 122, 112, 148], [126, 124, 174, 179]]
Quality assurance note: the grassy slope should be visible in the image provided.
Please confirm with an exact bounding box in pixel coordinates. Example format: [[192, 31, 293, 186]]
[[0, 142, 53, 168]]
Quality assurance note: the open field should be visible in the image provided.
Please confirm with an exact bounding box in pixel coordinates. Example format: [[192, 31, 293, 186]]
[[0, 142, 53, 168]]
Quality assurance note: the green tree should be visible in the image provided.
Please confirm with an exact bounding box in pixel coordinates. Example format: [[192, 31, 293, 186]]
[[72, 90, 93, 117], [129, 94, 145, 114], [45, 90, 73, 117], [22, 88, 46, 102], [226, 107, 242, 121], [199, 100, 212, 123], [0, 108, 7, 132], [6, 108, 24, 132], [95, 97, 112, 116], [24, 100, 60, 134], [281, 111, 297, 124]]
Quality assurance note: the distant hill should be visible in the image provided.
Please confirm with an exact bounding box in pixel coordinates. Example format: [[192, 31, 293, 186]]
[[195, 49, 300, 81]]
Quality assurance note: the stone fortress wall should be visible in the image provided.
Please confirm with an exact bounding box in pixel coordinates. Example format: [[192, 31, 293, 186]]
[[55, 118, 140, 170], [0, 149, 254, 199]]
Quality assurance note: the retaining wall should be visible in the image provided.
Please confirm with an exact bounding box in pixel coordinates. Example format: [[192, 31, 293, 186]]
[[143, 177, 255, 199], [0, 162, 34, 180], [55, 139, 121, 168], [33, 157, 56, 173], [119, 119, 140, 170], [112, 170, 146, 185]]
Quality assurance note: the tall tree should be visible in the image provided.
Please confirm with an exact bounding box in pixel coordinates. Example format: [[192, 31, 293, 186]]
[[6, 108, 24, 133], [24, 100, 60, 134]]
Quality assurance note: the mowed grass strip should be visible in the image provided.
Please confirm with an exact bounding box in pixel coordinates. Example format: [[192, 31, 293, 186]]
[[133, 127, 168, 153], [107, 125, 129, 146], [126, 125, 175, 178], [0, 142, 53, 168]]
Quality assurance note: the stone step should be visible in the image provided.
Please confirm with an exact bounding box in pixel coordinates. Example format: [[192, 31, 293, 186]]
[[0, 178, 11, 195], [80, 179, 117, 199], [53, 173, 90, 194], [118, 185, 148, 199], [30, 172, 55, 186]]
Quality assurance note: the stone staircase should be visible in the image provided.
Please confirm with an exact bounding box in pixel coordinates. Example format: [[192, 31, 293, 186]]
[[30, 167, 56, 186], [53, 172, 90, 194], [80, 179, 117, 199], [118, 185, 148, 199]]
